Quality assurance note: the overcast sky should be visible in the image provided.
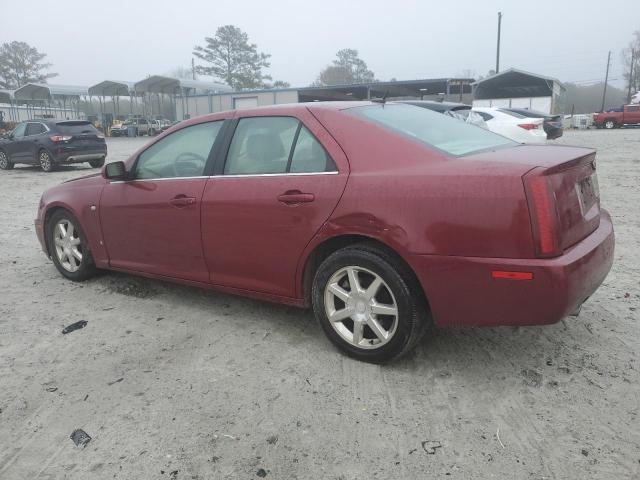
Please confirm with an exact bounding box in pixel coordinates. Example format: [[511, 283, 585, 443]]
[[1, 0, 636, 89]]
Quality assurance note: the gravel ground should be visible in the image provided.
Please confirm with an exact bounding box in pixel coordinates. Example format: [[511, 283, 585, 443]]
[[0, 131, 638, 480]]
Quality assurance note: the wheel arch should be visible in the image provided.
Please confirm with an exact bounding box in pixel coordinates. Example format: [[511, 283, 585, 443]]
[[299, 233, 429, 311], [42, 203, 80, 257]]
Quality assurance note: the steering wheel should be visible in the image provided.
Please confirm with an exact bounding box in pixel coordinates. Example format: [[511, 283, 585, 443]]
[[173, 152, 206, 177]]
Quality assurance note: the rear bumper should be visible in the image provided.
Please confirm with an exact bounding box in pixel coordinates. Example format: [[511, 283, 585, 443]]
[[54, 150, 106, 164], [411, 209, 614, 327]]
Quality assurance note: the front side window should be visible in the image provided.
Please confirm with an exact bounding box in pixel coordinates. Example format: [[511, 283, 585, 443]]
[[12, 123, 27, 138], [134, 121, 222, 179], [224, 117, 337, 175]]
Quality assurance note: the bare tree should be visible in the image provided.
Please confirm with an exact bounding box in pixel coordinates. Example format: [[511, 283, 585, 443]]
[[193, 25, 271, 90], [621, 30, 640, 101], [167, 66, 196, 80], [0, 41, 57, 89]]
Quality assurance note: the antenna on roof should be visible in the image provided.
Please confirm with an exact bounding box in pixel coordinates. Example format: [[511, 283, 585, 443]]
[[371, 90, 389, 104]]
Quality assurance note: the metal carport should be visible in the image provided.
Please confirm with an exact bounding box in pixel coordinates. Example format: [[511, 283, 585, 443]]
[[13, 83, 88, 119], [88, 80, 137, 119]]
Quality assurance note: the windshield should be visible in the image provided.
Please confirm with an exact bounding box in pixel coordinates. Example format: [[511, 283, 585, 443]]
[[349, 104, 515, 156]]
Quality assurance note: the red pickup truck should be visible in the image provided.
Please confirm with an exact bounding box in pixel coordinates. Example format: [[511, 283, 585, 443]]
[[593, 104, 640, 129]]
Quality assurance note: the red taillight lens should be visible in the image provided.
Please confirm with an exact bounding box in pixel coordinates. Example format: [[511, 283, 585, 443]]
[[518, 123, 540, 130], [49, 135, 72, 143], [524, 170, 561, 257]]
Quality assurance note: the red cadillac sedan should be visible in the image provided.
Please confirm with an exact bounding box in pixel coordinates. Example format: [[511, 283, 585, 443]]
[[34, 102, 614, 362]]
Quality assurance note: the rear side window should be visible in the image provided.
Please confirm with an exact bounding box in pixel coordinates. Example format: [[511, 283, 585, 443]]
[[350, 104, 514, 156], [224, 117, 336, 175], [26, 123, 45, 135], [135, 121, 222, 179], [56, 122, 98, 135]]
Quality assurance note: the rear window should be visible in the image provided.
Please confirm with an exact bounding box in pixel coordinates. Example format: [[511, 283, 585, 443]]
[[349, 104, 515, 156], [497, 109, 528, 119], [55, 122, 98, 134]]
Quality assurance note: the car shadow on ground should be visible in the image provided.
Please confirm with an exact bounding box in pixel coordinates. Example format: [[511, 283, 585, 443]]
[[85, 270, 589, 379]]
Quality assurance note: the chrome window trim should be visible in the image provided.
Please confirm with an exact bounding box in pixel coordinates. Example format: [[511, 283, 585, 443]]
[[107, 171, 339, 184]]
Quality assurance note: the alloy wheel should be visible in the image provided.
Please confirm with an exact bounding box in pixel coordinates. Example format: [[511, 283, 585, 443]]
[[53, 219, 83, 272], [0, 151, 8, 169], [40, 151, 53, 171], [324, 266, 398, 349]]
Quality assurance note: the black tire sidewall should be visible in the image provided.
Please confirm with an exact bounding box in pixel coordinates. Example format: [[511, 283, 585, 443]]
[[0, 150, 13, 170], [47, 210, 96, 281], [312, 247, 419, 363], [89, 159, 105, 168]]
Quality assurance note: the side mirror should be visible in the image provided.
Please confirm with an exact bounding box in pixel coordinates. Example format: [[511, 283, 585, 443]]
[[103, 161, 127, 180]]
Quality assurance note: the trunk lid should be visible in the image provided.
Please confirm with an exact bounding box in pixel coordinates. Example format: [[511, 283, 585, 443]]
[[55, 121, 105, 145]]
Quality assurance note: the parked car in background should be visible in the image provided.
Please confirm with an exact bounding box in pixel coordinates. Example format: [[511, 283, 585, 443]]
[[501, 107, 563, 139], [0, 120, 106, 172], [472, 107, 547, 143], [399, 100, 487, 127], [156, 118, 172, 131], [111, 118, 155, 137], [34, 102, 614, 362], [592, 104, 640, 129]]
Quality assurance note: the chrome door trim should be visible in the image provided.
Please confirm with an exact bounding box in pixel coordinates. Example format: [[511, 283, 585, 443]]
[[108, 171, 339, 184]]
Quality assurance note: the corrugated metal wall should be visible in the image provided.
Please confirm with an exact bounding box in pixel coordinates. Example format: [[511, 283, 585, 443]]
[[175, 90, 300, 119]]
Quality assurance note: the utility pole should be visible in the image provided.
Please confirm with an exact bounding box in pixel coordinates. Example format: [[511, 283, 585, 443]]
[[192, 58, 196, 80], [601, 50, 611, 112], [496, 12, 502, 73], [627, 49, 635, 103]]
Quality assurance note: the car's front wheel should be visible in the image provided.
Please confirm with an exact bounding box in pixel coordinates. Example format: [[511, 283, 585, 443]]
[[312, 244, 430, 363], [0, 150, 13, 170], [39, 150, 55, 172], [89, 158, 105, 168], [604, 119, 616, 129], [47, 210, 97, 281]]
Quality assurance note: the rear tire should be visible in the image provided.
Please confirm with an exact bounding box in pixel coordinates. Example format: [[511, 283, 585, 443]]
[[39, 150, 55, 172], [312, 243, 430, 363], [89, 158, 105, 168], [47, 210, 97, 281], [0, 150, 14, 170]]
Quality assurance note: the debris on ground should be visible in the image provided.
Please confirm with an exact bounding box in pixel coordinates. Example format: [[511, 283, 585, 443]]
[[45, 387, 58, 393], [256, 468, 267, 477], [107, 377, 124, 386], [521, 368, 543, 387], [266, 435, 278, 445], [421, 441, 442, 454], [70, 429, 91, 448], [62, 320, 87, 335]]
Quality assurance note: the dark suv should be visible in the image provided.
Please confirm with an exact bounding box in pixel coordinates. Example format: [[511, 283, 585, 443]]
[[0, 120, 107, 172]]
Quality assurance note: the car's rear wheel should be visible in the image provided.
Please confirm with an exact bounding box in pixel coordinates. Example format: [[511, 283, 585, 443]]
[[312, 244, 430, 363], [89, 158, 105, 168], [39, 150, 55, 172], [0, 150, 14, 170], [604, 119, 616, 129], [47, 210, 97, 281]]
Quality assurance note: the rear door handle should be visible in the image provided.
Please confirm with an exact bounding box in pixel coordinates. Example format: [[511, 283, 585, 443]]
[[170, 195, 196, 207], [277, 191, 315, 204]]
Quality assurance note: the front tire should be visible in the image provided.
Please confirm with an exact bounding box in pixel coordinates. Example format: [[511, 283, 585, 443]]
[[312, 244, 430, 363], [47, 210, 97, 281], [0, 150, 14, 170], [604, 119, 616, 129], [39, 150, 55, 172]]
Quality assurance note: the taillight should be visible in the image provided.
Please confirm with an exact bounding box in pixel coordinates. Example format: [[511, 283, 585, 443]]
[[49, 135, 72, 143], [518, 123, 540, 130], [524, 169, 561, 257]]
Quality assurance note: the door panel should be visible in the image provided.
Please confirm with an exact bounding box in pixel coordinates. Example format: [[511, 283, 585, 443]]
[[202, 174, 346, 296], [201, 110, 349, 298], [100, 179, 209, 282], [7, 123, 28, 161]]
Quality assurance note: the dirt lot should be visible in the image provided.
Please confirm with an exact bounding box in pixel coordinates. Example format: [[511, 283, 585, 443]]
[[0, 130, 638, 480]]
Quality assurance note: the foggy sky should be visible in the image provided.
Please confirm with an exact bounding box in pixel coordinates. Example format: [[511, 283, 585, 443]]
[[0, 0, 636, 89]]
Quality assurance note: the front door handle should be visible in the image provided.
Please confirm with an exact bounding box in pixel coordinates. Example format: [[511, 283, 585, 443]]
[[277, 191, 315, 205], [170, 195, 196, 207]]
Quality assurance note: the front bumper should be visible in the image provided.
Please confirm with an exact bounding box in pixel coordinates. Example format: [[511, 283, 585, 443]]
[[35, 217, 46, 254], [411, 210, 615, 327]]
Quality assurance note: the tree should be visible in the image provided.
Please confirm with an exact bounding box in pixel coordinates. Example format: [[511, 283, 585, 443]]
[[167, 65, 196, 80], [193, 25, 271, 90], [0, 41, 57, 89], [315, 49, 375, 86], [262, 79, 291, 89], [621, 30, 640, 102]]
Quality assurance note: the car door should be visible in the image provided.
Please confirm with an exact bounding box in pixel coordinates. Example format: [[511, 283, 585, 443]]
[[5, 122, 28, 162], [24, 122, 47, 163], [201, 110, 349, 298], [626, 105, 640, 124], [99, 120, 225, 283]]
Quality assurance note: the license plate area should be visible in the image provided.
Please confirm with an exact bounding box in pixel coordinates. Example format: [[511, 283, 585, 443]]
[[576, 174, 599, 216]]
